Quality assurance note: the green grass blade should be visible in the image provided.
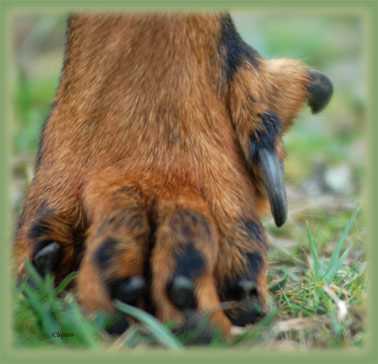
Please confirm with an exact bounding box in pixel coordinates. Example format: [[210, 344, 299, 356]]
[[115, 300, 183, 350], [55, 271, 77, 296], [324, 246, 352, 283], [323, 208, 360, 282], [21, 282, 63, 345], [24, 260, 44, 290], [44, 274, 58, 305], [65, 297, 100, 349]]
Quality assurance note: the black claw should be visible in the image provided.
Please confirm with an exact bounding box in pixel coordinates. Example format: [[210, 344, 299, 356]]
[[32, 241, 62, 276], [109, 276, 146, 305], [308, 69, 333, 114], [223, 278, 266, 326], [228, 301, 265, 327], [167, 275, 197, 311]]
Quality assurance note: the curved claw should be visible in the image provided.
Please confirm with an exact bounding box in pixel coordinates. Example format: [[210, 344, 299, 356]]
[[308, 69, 333, 113], [109, 276, 146, 305], [257, 148, 287, 227], [167, 275, 197, 311], [227, 300, 265, 327], [32, 241, 62, 276]]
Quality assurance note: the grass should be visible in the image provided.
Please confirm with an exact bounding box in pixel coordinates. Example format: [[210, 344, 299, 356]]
[[268, 208, 366, 349], [14, 208, 366, 350]]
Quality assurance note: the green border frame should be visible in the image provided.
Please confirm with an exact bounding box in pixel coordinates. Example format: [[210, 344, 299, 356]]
[[0, 0, 377, 363]]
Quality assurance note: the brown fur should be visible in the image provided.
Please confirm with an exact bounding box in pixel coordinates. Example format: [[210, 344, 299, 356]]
[[15, 13, 315, 335]]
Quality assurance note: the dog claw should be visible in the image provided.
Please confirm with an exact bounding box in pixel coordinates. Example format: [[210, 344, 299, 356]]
[[167, 275, 197, 310], [32, 241, 62, 275], [109, 276, 146, 305], [308, 69, 333, 113], [224, 278, 266, 326], [228, 303, 264, 327]]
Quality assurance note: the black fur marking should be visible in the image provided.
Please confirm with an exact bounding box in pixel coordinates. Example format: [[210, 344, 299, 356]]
[[28, 222, 52, 240], [96, 218, 113, 236], [245, 251, 264, 278], [93, 237, 119, 269], [250, 111, 282, 160], [28, 203, 55, 240], [142, 212, 157, 316], [108, 207, 145, 232], [241, 219, 267, 248], [121, 208, 145, 231], [170, 210, 211, 242], [220, 14, 261, 82], [116, 186, 143, 200], [174, 243, 206, 280], [96, 207, 146, 237]]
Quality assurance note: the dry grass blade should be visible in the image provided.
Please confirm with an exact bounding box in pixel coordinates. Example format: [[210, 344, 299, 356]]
[[323, 285, 348, 321], [272, 316, 327, 336]]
